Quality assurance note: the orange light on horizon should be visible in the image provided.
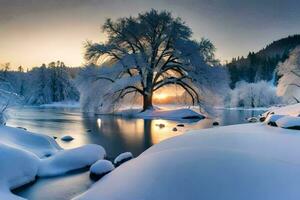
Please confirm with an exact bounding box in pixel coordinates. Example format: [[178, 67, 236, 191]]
[[154, 93, 168, 100]]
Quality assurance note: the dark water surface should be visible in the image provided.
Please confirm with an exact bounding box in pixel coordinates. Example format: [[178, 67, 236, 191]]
[[8, 106, 265, 200]]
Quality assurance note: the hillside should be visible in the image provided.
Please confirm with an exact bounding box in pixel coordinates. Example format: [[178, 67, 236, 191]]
[[227, 35, 300, 88]]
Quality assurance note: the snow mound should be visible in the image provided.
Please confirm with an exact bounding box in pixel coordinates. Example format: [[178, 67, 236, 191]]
[[0, 125, 60, 158], [61, 135, 74, 142], [0, 125, 106, 199], [136, 108, 205, 121], [264, 114, 285, 126], [75, 123, 300, 200], [276, 116, 300, 130], [90, 160, 115, 180], [39, 144, 106, 177], [265, 104, 300, 117], [114, 152, 133, 167], [0, 143, 39, 200]]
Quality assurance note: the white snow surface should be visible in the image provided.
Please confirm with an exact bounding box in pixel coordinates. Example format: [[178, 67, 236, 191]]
[[0, 125, 60, 158], [0, 125, 106, 199], [39, 144, 106, 176], [135, 108, 205, 120], [264, 114, 285, 125], [276, 116, 300, 129], [114, 152, 133, 165], [265, 103, 300, 117], [0, 143, 39, 200], [90, 160, 115, 175], [76, 123, 300, 200]]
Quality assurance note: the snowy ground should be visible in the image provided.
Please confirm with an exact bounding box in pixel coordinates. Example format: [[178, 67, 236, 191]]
[[117, 107, 205, 122], [76, 104, 300, 200], [0, 126, 105, 199]]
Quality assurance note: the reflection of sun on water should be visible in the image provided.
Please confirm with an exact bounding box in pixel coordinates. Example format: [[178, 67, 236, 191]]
[[151, 119, 179, 144]]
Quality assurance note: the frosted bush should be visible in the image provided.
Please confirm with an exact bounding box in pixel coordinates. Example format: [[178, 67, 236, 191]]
[[227, 81, 281, 108]]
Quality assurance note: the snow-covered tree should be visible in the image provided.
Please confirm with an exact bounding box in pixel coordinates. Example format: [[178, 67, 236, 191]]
[[0, 63, 23, 124], [80, 9, 225, 113], [227, 81, 281, 108], [277, 46, 300, 104], [26, 62, 79, 105]]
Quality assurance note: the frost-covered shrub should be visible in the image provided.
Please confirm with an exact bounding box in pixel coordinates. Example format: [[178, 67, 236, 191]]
[[227, 81, 281, 108]]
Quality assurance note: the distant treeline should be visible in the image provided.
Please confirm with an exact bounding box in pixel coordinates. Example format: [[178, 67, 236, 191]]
[[0, 61, 80, 105], [226, 35, 300, 88]]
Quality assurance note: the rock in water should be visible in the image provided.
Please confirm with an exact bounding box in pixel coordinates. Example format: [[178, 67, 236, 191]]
[[156, 124, 165, 128], [90, 160, 115, 180], [114, 152, 133, 167], [212, 121, 219, 126], [172, 127, 178, 131], [177, 124, 185, 127], [61, 135, 74, 142], [247, 117, 258, 123], [17, 127, 27, 130]]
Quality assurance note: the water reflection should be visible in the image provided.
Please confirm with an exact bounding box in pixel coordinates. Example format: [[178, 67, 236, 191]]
[[6, 107, 266, 158], [8, 107, 266, 200]]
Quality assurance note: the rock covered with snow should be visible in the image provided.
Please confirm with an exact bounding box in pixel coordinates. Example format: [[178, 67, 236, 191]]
[[75, 123, 300, 200], [247, 117, 258, 123], [263, 104, 300, 129], [0, 125, 106, 199], [136, 108, 205, 121], [264, 103, 300, 117], [39, 144, 106, 176], [114, 152, 133, 167], [61, 135, 74, 142], [264, 114, 285, 126], [276, 116, 300, 130], [90, 160, 115, 180]]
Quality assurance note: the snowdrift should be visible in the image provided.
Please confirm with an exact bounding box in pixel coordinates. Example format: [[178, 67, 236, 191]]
[[263, 103, 300, 129], [76, 122, 300, 200], [0, 125, 105, 199]]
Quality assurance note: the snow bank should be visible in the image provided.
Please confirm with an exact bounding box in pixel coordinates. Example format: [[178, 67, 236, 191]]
[[75, 123, 300, 200], [39, 144, 106, 176], [135, 108, 205, 121], [0, 125, 106, 199], [114, 152, 133, 167], [264, 103, 300, 117], [264, 114, 285, 126], [0, 125, 60, 158], [0, 143, 39, 200], [276, 116, 300, 129]]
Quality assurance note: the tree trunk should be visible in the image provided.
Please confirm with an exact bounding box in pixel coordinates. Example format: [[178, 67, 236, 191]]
[[142, 93, 153, 111]]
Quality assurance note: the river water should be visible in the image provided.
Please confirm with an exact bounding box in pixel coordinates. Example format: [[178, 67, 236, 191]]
[[8, 106, 265, 200]]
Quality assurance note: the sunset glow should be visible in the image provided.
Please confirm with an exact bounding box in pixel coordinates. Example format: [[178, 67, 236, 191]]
[[154, 93, 168, 100]]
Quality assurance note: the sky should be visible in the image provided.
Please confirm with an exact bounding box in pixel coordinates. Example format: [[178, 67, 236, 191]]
[[1, 0, 300, 68]]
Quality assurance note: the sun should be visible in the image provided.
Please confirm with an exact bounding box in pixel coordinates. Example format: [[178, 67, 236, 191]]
[[154, 93, 168, 100]]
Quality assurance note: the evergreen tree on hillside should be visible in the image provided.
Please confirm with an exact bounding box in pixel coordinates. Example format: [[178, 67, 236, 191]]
[[227, 34, 300, 88]]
